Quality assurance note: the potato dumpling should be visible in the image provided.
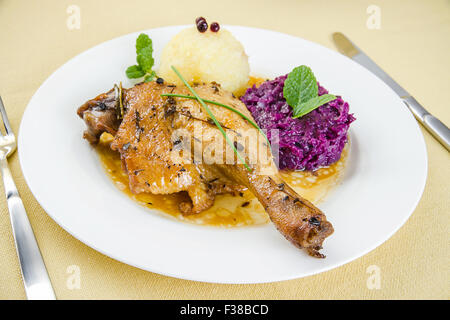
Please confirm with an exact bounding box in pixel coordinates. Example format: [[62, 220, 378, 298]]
[[158, 27, 249, 94]]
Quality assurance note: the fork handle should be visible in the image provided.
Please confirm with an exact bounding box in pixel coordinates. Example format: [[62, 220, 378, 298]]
[[0, 158, 56, 300]]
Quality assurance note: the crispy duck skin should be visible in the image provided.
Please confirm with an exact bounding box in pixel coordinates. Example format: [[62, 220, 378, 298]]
[[76, 88, 121, 143], [77, 81, 333, 257], [243, 170, 333, 258]]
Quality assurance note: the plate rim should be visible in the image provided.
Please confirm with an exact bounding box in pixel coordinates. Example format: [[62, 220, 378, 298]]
[[18, 24, 428, 284]]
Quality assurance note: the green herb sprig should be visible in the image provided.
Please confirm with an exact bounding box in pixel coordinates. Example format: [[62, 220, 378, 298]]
[[283, 65, 336, 118], [169, 66, 252, 172], [125, 34, 156, 82], [160, 93, 270, 147]]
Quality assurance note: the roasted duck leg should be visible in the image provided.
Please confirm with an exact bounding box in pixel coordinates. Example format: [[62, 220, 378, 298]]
[[77, 81, 333, 257]]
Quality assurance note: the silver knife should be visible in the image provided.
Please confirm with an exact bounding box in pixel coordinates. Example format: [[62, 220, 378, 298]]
[[332, 32, 450, 151]]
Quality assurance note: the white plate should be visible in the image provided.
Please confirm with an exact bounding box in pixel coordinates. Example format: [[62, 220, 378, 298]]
[[18, 26, 427, 283]]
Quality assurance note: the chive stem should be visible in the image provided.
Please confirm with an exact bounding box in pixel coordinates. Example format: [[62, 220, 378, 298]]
[[161, 93, 270, 147], [170, 66, 252, 172]]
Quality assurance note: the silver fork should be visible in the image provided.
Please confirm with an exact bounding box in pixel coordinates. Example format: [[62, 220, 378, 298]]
[[0, 96, 55, 300]]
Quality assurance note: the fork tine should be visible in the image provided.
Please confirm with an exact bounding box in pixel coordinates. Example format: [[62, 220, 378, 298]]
[[0, 96, 13, 136]]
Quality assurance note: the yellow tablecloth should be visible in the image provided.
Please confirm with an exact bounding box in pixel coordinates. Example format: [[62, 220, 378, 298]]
[[0, 0, 448, 299]]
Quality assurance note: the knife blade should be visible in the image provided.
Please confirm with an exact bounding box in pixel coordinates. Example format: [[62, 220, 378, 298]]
[[332, 32, 450, 151]]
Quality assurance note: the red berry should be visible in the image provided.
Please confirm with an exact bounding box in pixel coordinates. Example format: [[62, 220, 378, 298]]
[[210, 22, 220, 32], [197, 20, 208, 33], [195, 17, 206, 24]]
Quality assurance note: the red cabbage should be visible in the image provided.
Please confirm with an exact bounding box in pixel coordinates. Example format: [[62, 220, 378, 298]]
[[240, 75, 355, 171]]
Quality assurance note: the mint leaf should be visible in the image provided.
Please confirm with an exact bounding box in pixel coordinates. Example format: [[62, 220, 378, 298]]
[[293, 94, 336, 118], [135, 34, 154, 73], [137, 46, 154, 73], [283, 65, 338, 118], [136, 34, 152, 55], [283, 65, 318, 108], [126, 65, 145, 79], [125, 34, 155, 80], [144, 71, 156, 82]]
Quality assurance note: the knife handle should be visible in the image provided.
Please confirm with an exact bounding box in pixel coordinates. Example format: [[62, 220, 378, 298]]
[[402, 96, 450, 151]]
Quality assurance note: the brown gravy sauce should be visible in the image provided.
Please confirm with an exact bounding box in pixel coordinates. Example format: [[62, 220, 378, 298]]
[[96, 77, 349, 228]]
